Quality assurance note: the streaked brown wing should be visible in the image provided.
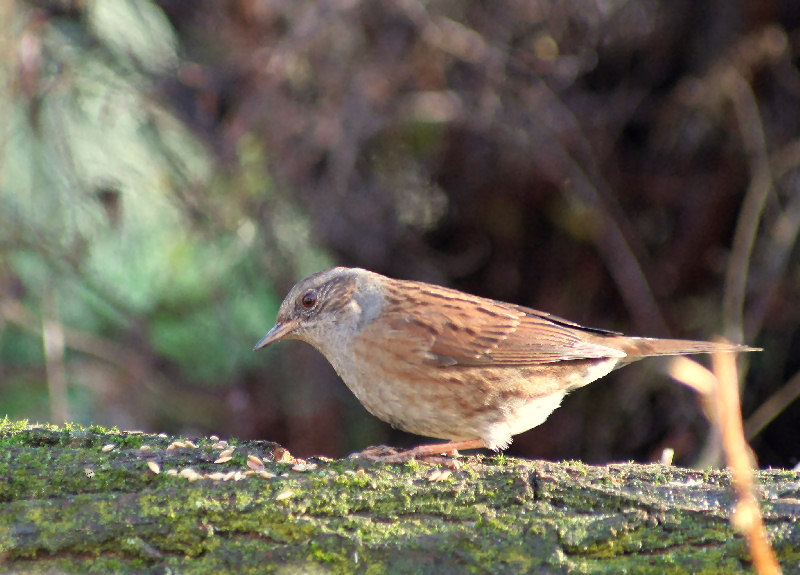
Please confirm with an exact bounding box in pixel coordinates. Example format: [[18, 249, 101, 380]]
[[382, 281, 625, 367], [503, 303, 623, 336]]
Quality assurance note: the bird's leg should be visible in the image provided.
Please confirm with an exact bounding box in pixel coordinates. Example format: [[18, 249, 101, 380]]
[[351, 439, 487, 463]]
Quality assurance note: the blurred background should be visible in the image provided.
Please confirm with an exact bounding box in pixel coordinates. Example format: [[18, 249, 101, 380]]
[[1, 0, 799, 468]]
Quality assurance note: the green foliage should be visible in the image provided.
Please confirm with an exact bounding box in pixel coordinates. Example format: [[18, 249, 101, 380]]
[[0, 2, 311, 426], [86, 0, 178, 74]]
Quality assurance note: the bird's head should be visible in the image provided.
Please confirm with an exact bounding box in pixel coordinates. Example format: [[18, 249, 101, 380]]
[[254, 267, 382, 354]]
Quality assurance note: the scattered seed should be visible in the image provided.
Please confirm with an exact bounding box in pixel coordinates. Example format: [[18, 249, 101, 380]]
[[147, 461, 161, 474], [101, 444, 115, 453], [214, 456, 233, 464], [209, 435, 220, 442], [247, 454, 265, 471], [167, 441, 185, 450], [166, 469, 178, 476], [157, 433, 168, 438], [179, 468, 202, 482], [218, 447, 235, 458], [291, 463, 318, 472], [184, 440, 199, 449], [212, 441, 228, 449], [259, 470, 277, 479], [139, 445, 151, 451], [275, 489, 294, 501]]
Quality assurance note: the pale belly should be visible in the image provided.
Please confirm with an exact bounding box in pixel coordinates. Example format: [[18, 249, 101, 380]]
[[325, 350, 620, 450]]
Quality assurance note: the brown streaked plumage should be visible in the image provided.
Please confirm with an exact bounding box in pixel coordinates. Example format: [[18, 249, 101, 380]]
[[255, 267, 759, 459]]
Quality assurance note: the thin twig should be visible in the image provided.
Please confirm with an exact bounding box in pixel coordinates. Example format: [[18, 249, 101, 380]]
[[520, 82, 669, 335], [745, 139, 800, 340], [41, 290, 69, 425], [721, 67, 773, 344], [745, 368, 800, 440]]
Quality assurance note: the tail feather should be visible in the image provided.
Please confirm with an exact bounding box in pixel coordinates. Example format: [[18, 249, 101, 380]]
[[614, 337, 760, 366]]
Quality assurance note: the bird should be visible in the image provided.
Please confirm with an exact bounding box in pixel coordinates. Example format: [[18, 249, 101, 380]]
[[254, 267, 759, 460]]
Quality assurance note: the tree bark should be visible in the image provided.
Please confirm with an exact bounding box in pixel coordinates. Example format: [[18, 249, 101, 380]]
[[0, 420, 797, 573]]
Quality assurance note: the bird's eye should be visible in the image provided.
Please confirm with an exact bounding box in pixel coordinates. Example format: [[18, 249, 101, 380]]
[[300, 291, 317, 309]]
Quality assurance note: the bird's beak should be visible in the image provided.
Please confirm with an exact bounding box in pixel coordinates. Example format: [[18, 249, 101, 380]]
[[253, 319, 299, 351]]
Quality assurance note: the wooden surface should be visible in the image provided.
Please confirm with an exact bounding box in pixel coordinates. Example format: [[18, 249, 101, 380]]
[[1, 421, 798, 574]]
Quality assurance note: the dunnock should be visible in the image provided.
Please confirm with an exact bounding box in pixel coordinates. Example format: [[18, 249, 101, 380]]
[[255, 267, 758, 459]]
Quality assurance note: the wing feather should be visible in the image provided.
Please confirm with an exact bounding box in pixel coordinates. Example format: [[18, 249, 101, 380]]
[[380, 281, 625, 367]]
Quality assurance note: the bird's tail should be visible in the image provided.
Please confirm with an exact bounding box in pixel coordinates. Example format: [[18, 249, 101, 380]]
[[614, 337, 760, 366]]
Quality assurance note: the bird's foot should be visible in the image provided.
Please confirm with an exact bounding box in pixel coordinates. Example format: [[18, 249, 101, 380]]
[[349, 439, 486, 464]]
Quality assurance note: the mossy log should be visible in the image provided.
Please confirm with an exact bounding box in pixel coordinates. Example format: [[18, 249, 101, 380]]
[[1, 420, 798, 574]]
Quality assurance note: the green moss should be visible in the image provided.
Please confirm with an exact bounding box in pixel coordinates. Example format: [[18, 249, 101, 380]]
[[0, 420, 797, 573], [489, 453, 507, 466]]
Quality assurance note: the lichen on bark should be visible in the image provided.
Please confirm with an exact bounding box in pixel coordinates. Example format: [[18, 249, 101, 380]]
[[0, 419, 798, 573]]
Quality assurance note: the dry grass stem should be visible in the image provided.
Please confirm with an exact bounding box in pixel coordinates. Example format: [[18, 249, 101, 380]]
[[667, 354, 782, 575]]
